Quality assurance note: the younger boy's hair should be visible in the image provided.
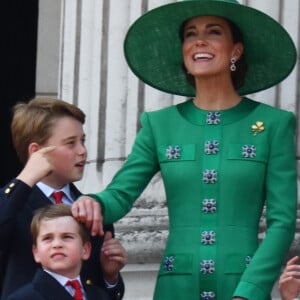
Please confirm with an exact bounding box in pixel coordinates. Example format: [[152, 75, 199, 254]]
[[11, 97, 86, 164], [31, 204, 90, 246]]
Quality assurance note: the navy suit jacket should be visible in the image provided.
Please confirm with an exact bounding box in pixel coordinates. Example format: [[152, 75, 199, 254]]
[[0, 179, 124, 300], [6, 269, 110, 300]]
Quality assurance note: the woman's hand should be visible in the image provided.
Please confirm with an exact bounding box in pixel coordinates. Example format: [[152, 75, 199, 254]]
[[71, 196, 104, 236], [279, 256, 300, 300]]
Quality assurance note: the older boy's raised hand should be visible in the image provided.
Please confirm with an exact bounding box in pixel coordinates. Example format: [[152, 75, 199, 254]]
[[71, 196, 104, 236], [279, 256, 300, 300], [100, 231, 127, 285], [17, 146, 56, 187]]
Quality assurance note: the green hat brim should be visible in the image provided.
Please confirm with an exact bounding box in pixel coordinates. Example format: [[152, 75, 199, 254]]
[[124, 0, 297, 96]]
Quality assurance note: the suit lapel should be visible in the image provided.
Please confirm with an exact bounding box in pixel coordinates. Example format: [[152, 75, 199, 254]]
[[69, 183, 82, 200], [33, 269, 74, 300], [28, 186, 52, 211], [29, 183, 81, 211]]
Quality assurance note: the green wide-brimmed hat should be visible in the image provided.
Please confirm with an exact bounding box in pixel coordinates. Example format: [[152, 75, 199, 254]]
[[124, 0, 297, 96]]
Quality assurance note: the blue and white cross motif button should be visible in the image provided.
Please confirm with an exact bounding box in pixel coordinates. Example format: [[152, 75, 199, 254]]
[[205, 140, 219, 155], [203, 169, 217, 184], [245, 255, 252, 267], [163, 256, 174, 271], [202, 199, 217, 213], [242, 145, 256, 158], [200, 291, 215, 300], [200, 259, 215, 274], [201, 231, 216, 245], [206, 112, 221, 125], [166, 145, 181, 160]]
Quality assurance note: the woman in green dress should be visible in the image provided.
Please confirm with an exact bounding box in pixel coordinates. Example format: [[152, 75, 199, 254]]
[[73, 1, 298, 299]]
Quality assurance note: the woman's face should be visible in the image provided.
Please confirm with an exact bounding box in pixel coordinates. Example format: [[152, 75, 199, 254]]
[[182, 15, 243, 80]]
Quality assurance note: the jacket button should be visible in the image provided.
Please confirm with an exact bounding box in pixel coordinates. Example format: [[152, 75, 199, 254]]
[[86, 279, 92, 285]]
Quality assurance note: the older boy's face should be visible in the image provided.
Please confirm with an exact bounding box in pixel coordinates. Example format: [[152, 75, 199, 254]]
[[42, 116, 87, 189], [32, 216, 90, 278]]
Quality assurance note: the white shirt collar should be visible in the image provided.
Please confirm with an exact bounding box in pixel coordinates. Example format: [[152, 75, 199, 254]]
[[43, 269, 82, 286], [43, 269, 85, 299], [36, 182, 73, 204]]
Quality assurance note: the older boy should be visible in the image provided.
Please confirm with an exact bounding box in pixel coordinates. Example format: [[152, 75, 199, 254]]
[[7, 204, 110, 300], [0, 98, 125, 300]]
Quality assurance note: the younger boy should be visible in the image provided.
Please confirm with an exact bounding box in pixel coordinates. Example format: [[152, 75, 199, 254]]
[[7, 204, 110, 299], [0, 98, 125, 300]]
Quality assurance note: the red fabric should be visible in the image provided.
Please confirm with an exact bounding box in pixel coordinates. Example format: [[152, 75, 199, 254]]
[[66, 280, 84, 300], [51, 191, 64, 204]]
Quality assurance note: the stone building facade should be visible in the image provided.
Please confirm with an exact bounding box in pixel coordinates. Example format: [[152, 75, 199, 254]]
[[36, 1, 300, 299]]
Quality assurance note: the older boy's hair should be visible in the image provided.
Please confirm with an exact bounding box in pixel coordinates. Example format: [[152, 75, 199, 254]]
[[31, 204, 90, 246], [11, 97, 85, 164]]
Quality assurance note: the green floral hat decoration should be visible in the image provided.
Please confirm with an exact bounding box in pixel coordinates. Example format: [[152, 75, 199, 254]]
[[124, 0, 297, 96]]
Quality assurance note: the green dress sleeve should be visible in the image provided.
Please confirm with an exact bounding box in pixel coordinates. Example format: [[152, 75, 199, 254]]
[[89, 112, 159, 224], [233, 112, 297, 299]]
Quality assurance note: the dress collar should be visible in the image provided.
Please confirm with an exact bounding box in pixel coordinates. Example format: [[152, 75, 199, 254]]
[[177, 97, 260, 126]]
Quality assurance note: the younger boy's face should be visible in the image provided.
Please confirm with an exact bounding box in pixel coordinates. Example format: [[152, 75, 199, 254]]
[[32, 216, 91, 279], [42, 116, 87, 188]]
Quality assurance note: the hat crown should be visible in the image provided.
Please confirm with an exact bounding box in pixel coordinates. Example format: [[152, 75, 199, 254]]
[[124, 0, 297, 96], [180, 0, 239, 4]]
